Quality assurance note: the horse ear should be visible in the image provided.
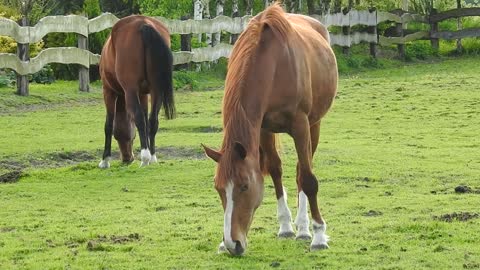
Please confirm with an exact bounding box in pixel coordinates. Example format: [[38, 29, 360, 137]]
[[234, 142, 247, 160], [202, 144, 221, 162]]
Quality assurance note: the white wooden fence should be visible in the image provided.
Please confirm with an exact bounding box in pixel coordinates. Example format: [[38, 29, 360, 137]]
[[1, 7, 479, 94]]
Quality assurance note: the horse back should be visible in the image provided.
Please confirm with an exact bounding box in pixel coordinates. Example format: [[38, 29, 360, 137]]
[[99, 15, 170, 95]]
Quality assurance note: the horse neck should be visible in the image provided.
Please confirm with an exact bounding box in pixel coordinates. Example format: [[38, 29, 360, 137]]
[[222, 102, 261, 155]]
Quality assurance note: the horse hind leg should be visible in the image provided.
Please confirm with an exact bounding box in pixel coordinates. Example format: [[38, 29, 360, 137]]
[[125, 90, 151, 167], [148, 92, 162, 163], [260, 130, 295, 238], [99, 89, 116, 169], [291, 115, 328, 250]]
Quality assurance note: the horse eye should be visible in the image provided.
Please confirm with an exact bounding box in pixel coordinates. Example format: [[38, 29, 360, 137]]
[[240, 184, 248, 192]]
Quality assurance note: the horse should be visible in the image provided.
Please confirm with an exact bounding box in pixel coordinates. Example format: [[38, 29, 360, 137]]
[[202, 4, 338, 255], [98, 15, 175, 168]]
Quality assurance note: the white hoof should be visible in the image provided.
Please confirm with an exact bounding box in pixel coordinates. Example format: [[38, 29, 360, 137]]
[[98, 158, 110, 169], [218, 242, 227, 254], [311, 221, 329, 249], [150, 154, 158, 163], [140, 149, 151, 167]]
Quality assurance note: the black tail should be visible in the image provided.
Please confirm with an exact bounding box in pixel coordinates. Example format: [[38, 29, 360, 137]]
[[140, 24, 176, 119]]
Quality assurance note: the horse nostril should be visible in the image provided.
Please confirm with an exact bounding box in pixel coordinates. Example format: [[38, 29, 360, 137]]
[[234, 240, 244, 255]]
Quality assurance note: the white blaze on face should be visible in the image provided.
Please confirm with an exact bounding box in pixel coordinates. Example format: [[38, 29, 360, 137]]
[[223, 181, 235, 250]]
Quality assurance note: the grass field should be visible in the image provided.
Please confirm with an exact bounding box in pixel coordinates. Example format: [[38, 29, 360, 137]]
[[1, 57, 480, 269]]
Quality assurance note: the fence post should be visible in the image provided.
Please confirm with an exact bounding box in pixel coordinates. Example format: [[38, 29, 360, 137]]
[[456, 0, 463, 54], [430, 8, 439, 53], [78, 32, 90, 92], [396, 18, 405, 59], [368, 7, 378, 58], [230, 10, 240, 45], [16, 16, 29, 96], [179, 15, 192, 70], [342, 7, 351, 55]]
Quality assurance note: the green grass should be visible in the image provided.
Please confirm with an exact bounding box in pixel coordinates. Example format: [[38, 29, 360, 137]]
[[1, 57, 480, 269]]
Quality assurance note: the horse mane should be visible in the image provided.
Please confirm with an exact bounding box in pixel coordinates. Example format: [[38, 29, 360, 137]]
[[217, 3, 292, 188]]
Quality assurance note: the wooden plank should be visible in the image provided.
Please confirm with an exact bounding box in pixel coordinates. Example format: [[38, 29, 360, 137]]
[[173, 43, 233, 65], [330, 32, 377, 47], [0, 15, 88, 43], [0, 47, 91, 75], [431, 28, 480, 40], [88, 12, 119, 34], [379, 31, 430, 46], [430, 7, 480, 23], [311, 9, 376, 27], [155, 15, 252, 34], [377, 11, 427, 24]]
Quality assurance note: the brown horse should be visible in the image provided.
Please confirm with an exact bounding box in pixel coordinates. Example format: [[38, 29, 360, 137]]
[[99, 15, 175, 168], [202, 4, 337, 255]]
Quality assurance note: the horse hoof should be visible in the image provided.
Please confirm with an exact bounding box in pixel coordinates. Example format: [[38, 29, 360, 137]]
[[150, 154, 158, 163], [218, 242, 227, 254], [278, 231, 295, 238], [98, 159, 110, 169], [311, 244, 329, 251], [296, 234, 312, 241], [140, 149, 151, 167]]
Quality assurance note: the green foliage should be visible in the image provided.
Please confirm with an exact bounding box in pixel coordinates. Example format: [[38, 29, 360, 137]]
[[29, 65, 55, 84], [173, 70, 199, 90], [0, 70, 14, 88], [406, 41, 435, 60], [139, 0, 192, 18]]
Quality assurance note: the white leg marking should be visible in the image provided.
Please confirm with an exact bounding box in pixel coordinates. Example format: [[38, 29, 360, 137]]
[[277, 187, 294, 238], [98, 157, 110, 169], [295, 191, 311, 240], [311, 221, 329, 250], [140, 149, 151, 167], [223, 182, 235, 251], [150, 153, 158, 163], [218, 241, 227, 253]]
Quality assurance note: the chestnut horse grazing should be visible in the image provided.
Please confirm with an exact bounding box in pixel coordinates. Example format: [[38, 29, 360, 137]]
[[202, 4, 337, 255], [99, 15, 175, 168]]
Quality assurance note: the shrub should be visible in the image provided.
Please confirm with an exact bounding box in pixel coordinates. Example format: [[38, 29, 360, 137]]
[[406, 41, 434, 60], [30, 65, 55, 84]]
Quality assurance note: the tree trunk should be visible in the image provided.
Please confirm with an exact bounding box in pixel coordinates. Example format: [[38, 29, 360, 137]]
[[214, 0, 225, 47], [203, 0, 212, 47], [194, 0, 204, 42], [243, 0, 253, 15], [230, 0, 240, 44], [333, 0, 341, 13], [318, 0, 331, 15], [307, 0, 315, 14]]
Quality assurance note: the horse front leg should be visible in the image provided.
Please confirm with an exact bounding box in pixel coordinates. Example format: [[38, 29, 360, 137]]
[[291, 114, 329, 251], [99, 89, 116, 169], [260, 130, 294, 238]]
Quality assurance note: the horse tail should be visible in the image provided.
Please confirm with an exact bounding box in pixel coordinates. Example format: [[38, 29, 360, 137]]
[[140, 24, 176, 119]]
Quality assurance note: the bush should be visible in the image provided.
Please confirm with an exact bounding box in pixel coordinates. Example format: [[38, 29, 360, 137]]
[[0, 69, 16, 88], [30, 65, 55, 84], [173, 70, 198, 90], [406, 41, 434, 60]]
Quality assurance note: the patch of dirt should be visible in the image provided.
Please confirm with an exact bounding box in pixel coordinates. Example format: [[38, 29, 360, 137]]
[[156, 146, 205, 160], [0, 170, 22, 183], [191, 126, 223, 133], [364, 210, 383, 217], [455, 185, 480, 194], [86, 233, 141, 251], [0, 226, 15, 232], [434, 212, 479, 222], [0, 146, 204, 171]]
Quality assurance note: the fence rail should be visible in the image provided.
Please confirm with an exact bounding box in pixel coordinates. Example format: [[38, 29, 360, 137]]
[[0, 6, 479, 94]]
